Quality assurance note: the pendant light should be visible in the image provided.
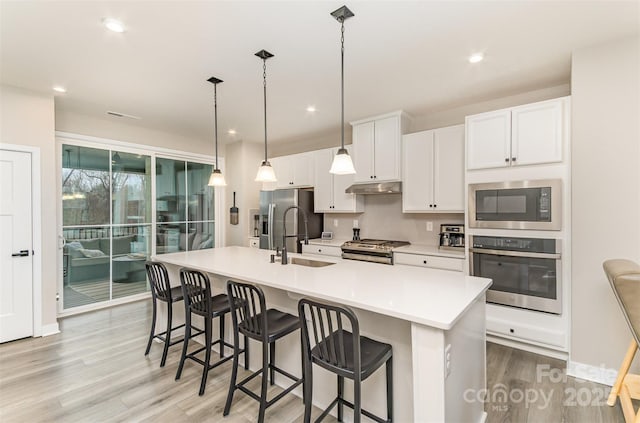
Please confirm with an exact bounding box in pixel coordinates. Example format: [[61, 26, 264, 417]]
[[254, 49, 277, 182], [207, 76, 227, 186], [329, 5, 356, 175]]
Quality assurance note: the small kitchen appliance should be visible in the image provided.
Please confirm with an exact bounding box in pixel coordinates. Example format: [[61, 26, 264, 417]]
[[341, 239, 410, 265], [439, 224, 464, 251]]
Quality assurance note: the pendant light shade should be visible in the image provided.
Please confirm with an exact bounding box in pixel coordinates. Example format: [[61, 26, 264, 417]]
[[207, 76, 226, 186], [255, 160, 277, 182], [329, 148, 356, 174], [254, 49, 277, 183], [329, 5, 356, 175]]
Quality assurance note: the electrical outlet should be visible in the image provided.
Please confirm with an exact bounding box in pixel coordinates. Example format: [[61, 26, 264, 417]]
[[426, 221, 433, 231], [444, 344, 452, 378], [353, 219, 359, 228], [334, 219, 339, 227]]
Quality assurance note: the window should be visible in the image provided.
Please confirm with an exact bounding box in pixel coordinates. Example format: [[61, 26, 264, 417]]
[[60, 141, 219, 311], [155, 158, 215, 254]]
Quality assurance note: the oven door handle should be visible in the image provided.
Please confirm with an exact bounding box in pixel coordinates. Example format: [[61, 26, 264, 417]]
[[469, 248, 561, 260]]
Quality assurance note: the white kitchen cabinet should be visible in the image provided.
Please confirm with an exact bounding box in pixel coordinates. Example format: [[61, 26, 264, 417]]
[[263, 152, 315, 190], [351, 111, 409, 183], [466, 97, 569, 170], [402, 125, 465, 213], [248, 237, 259, 248], [313, 148, 364, 213], [394, 252, 464, 272]]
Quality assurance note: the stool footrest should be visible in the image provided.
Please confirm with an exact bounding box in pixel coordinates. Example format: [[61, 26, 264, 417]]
[[315, 396, 390, 423], [235, 365, 303, 408]]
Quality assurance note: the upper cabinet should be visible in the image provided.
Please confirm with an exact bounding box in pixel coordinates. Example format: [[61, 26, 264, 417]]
[[262, 152, 315, 190], [466, 97, 569, 170], [402, 125, 465, 213], [313, 148, 364, 213], [351, 111, 410, 183]]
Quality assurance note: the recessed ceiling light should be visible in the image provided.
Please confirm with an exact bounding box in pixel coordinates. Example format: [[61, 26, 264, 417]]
[[53, 86, 67, 93], [469, 53, 484, 64], [227, 129, 237, 135], [102, 18, 126, 33], [306, 105, 316, 112]]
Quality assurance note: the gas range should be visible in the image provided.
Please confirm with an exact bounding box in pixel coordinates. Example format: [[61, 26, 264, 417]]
[[341, 239, 410, 265]]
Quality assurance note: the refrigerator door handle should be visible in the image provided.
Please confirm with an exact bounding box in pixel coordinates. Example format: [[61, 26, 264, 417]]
[[268, 203, 275, 250]]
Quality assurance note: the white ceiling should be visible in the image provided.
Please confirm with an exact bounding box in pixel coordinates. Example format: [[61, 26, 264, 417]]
[[1, 1, 638, 145]]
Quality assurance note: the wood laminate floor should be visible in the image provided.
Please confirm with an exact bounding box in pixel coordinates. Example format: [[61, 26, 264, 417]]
[[0, 300, 629, 422]]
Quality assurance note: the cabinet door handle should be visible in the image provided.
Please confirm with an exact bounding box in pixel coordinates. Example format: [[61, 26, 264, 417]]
[[504, 158, 510, 163], [423, 260, 427, 264], [12, 249, 30, 257], [433, 204, 437, 208], [370, 175, 373, 179], [511, 157, 517, 162], [318, 249, 322, 253], [429, 204, 433, 208]]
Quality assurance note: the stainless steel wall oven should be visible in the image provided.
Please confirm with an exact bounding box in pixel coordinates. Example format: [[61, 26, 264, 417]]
[[470, 235, 562, 314]]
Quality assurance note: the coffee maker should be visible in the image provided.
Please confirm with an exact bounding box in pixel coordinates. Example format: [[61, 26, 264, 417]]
[[439, 224, 465, 251]]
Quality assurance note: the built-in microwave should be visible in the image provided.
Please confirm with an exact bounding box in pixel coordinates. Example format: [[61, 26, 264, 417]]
[[468, 179, 562, 231]]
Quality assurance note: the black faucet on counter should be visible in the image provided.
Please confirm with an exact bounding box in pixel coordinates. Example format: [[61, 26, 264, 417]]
[[281, 205, 309, 265]]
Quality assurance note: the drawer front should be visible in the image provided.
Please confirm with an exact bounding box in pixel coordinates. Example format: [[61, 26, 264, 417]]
[[394, 253, 463, 272], [248, 238, 259, 248], [302, 244, 342, 257], [486, 317, 566, 349]]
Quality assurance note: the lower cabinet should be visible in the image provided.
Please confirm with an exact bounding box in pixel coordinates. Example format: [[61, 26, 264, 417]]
[[394, 252, 464, 272], [301, 244, 342, 258]]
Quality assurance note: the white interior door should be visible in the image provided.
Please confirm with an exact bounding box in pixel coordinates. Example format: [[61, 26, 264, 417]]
[[0, 150, 33, 342]]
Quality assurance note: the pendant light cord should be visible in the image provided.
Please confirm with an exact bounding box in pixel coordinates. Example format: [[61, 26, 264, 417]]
[[340, 17, 345, 150], [263, 58, 268, 161], [214, 83, 219, 170]]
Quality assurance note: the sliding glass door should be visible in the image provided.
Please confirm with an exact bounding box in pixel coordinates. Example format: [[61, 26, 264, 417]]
[[60, 142, 218, 311], [62, 145, 151, 308]]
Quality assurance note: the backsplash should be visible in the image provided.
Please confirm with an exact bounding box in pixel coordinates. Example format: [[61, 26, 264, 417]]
[[323, 194, 464, 245]]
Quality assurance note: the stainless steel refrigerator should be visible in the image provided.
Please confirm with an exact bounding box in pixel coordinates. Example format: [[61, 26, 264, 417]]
[[259, 189, 323, 253]]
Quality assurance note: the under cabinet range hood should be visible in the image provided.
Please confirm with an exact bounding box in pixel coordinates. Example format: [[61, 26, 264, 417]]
[[345, 181, 402, 195]]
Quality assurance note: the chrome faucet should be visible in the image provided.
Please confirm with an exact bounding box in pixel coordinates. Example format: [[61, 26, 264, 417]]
[[281, 205, 309, 265]]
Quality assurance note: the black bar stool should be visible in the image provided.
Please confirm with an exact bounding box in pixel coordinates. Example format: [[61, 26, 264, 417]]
[[298, 298, 393, 423], [224, 280, 303, 423], [175, 268, 245, 396], [145, 261, 203, 367]]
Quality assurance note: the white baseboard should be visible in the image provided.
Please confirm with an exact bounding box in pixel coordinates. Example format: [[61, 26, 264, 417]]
[[566, 360, 618, 387], [41, 323, 60, 336]]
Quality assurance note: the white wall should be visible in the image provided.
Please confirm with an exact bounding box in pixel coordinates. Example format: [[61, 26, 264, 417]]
[[571, 35, 640, 372], [0, 85, 57, 330], [56, 109, 215, 156], [224, 140, 263, 246]]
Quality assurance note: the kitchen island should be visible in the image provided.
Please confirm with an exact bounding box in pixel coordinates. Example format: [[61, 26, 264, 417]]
[[154, 246, 491, 422]]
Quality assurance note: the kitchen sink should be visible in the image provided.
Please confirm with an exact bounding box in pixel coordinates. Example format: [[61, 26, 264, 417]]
[[290, 257, 335, 268]]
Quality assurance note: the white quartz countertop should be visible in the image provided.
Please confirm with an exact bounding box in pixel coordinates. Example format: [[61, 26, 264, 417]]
[[154, 246, 490, 330], [393, 244, 466, 259], [301, 238, 350, 247]]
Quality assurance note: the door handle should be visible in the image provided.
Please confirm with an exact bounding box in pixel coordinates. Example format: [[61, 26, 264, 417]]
[[12, 250, 30, 257]]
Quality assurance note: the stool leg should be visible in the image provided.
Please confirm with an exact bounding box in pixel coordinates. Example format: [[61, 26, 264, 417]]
[[244, 334, 250, 370], [608, 339, 638, 406], [258, 341, 269, 423], [175, 308, 191, 380], [160, 301, 172, 367], [145, 296, 157, 356], [386, 356, 393, 422], [353, 374, 362, 423], [199, 316, 212, 396], [337, 375, 344, 421], [223, 322, 241, 416], [269, 342, 276, 386], [219, 313, 225, 358], [303, 359, 313, 423]]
